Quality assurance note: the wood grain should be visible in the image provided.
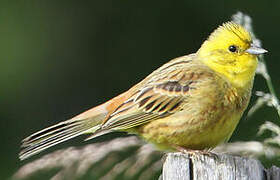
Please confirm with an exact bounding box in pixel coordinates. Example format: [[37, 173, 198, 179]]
[[161, 152, 280, 180]]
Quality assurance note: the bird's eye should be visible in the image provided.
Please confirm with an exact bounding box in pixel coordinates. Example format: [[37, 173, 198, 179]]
[[228, 45, 237, 53]]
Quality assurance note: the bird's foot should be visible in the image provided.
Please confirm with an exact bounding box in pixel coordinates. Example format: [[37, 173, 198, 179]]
[[172, 145, 218, 159]]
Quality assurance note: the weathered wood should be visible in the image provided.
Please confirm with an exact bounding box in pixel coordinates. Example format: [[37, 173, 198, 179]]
[[266, 166, 280, 180], [162, 153, 191, 180], [161, 152, 280, 180]]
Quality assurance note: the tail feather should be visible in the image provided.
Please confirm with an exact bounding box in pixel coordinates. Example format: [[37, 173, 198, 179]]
[[19, 91, 129, 160], [21, 120, 80, 148], [19, 116, 103, 160]]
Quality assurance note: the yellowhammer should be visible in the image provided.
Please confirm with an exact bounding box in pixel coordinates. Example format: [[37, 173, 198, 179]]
[[19, 22, 267, 160]]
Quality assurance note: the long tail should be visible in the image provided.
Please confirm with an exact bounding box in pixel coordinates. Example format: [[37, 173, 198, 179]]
[[19, 107, 107, 160], [19, 91, 130, 160]]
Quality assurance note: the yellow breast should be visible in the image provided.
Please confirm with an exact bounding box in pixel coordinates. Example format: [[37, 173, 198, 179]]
[[135, 71, 252, 150]]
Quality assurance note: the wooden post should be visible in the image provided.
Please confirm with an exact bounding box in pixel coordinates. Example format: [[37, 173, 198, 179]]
[[161, 152, 280, 180]]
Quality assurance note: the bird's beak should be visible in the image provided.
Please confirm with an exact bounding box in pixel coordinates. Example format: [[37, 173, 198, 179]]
[[245, 44, 268, 55]]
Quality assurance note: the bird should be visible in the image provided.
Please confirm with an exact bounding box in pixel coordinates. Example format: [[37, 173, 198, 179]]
[[19, 21, 267, 160]]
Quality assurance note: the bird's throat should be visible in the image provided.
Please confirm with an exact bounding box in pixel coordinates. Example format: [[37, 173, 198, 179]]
[[200, 57, 257, 89]]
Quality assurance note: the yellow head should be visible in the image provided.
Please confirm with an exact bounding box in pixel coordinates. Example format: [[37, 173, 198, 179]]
[[197, 22, 267, 88]]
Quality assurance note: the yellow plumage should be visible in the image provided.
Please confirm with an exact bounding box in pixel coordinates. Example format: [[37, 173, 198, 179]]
[[129, 22, 265, 150], [19, 22, 267, 160]]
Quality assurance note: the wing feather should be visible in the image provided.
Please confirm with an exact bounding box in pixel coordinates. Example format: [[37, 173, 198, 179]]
[[98, 55, 210, 131]]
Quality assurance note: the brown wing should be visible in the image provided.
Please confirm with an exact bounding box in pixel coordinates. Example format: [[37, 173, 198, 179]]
[[99, 55, 201, 131]]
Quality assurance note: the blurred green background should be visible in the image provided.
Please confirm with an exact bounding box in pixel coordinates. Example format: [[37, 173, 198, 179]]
[[1, 0, 279, 179]]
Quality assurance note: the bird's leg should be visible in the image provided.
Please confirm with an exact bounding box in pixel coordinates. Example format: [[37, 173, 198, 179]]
[[172, 145, 218, 159]]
